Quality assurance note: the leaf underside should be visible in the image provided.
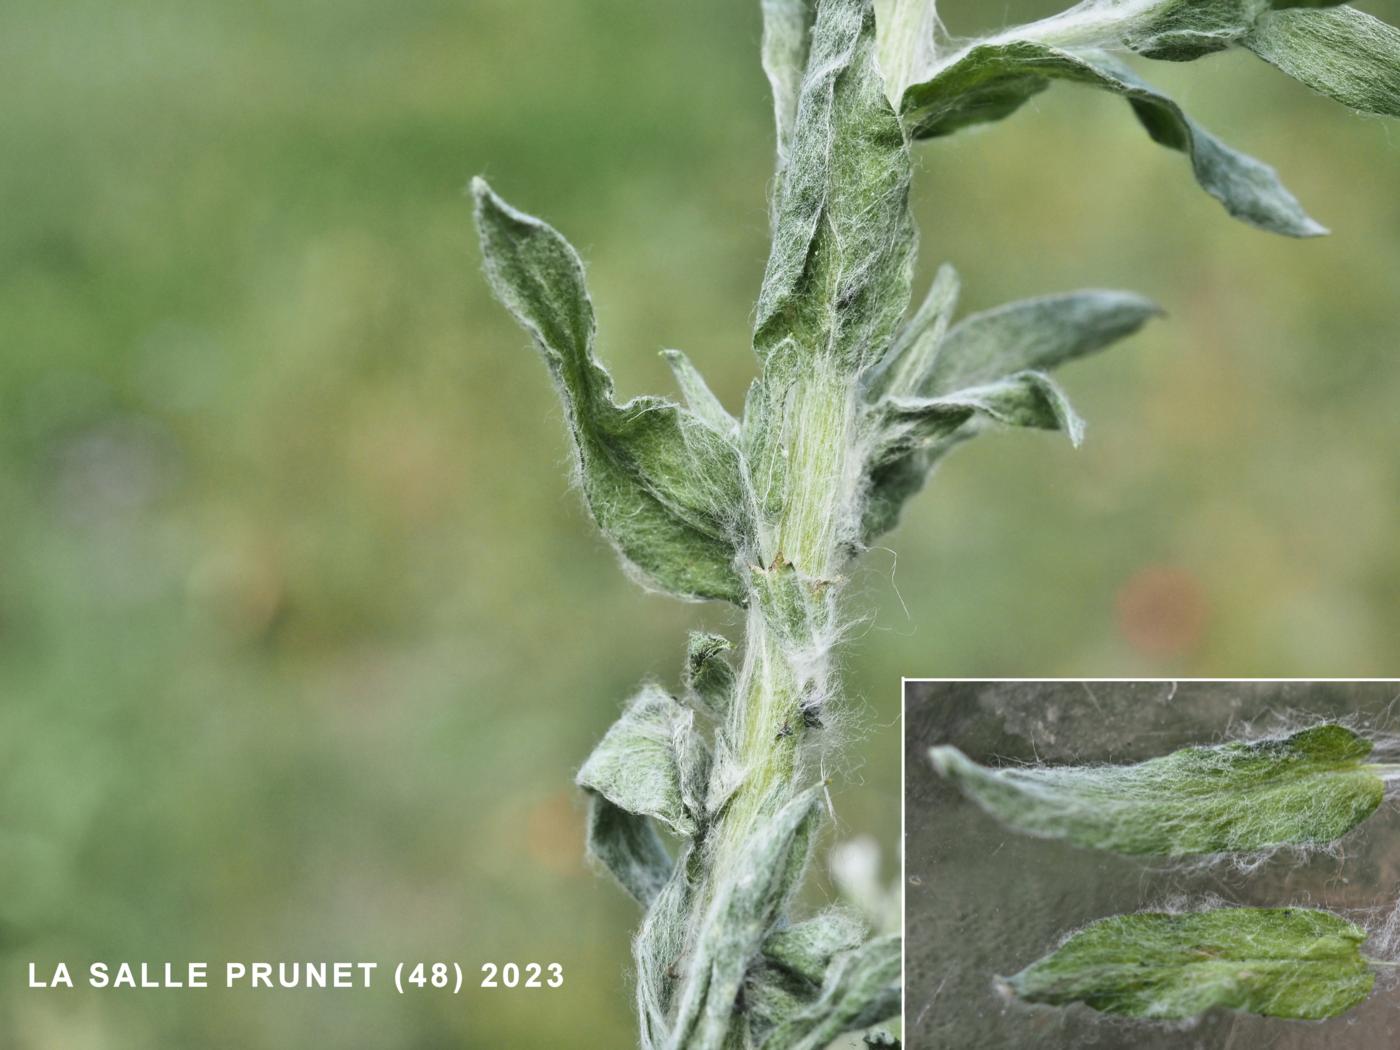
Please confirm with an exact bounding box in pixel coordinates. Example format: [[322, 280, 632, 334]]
[[931, 724, 1385, 855], [1007, 907, 1375, 1021]]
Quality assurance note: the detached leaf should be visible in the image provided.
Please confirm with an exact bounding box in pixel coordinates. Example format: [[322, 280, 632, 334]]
[[926, 290, 1161, 395], [930, 724, 1386, 856], [1246, 6, 1400, 117], [758, 935, 903, 1049], [578, 686, 705, 840], [902, 44, 1326, 237], [754, 0, 915, 377], [473, 179, 753, 604], [1006, 908, 1375, 1021]]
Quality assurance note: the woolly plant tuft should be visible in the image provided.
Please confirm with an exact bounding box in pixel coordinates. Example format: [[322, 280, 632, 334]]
[[475, 0, 1400, 1043]]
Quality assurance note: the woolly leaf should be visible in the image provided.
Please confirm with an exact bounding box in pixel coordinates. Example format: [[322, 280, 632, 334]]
[[1006, 908, 1375, 1020], [863, 263, 961, 401], [902, 44, 1326, 237], [925, 290, 1161, 395], [668, 788, 825, 1050], [662, 350, 739, 438], [874, 0, 940, 105], [754, 0, 916, 377], [684, 632, 738, 717], [473, 178, 753, 604], [635, 850, 697, 1048], [1245, 6, 1400, 117], [584, 794, 673, 907], [763, 909, 869, 984], [578, 686, 704, 840], [763, 0, 818, 172], [758, 934, 903, 1049], [930, 724, 1386, 856]]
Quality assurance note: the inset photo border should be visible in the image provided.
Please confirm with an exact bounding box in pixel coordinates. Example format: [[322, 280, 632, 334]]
[[903, 679, 1400, 1050]]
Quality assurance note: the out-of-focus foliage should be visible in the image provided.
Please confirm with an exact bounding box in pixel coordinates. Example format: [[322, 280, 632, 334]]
[[0, 0, 1396, 1046]]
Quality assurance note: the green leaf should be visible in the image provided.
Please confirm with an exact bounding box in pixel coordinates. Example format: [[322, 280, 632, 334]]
[[763, 909, 869, 984], [754, 0, 916, 377], [930, 724, 1386, 856], [668, 788, 824, 1050], [1246, 6, 1400, 117], [684, 632, 738, 717], [874, 0, 940, 104], [901, 44, 1326, 237], [635, 850, 697, 1048], [473, 178, 753, 604], [584, 794, 673, 907], [1005, 908, 1375, 1021], [874, 371, 1086, 471], [763, 0, 818, 172], [662, 349, 739, 438], [578, 686, 706, 840], [924, 290, 1161, 395], [863, 263, 960, 401], [758, 934, 903, 1049]]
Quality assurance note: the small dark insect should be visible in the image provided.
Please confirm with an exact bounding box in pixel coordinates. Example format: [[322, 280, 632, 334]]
[[801, 707, 824, 729], [776, 721, 793, 740]]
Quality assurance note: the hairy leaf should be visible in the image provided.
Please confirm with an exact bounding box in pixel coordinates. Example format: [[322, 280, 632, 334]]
[[759, 934, 903, 1049], [763, 0, 818, 172], [902, 44, 1325, 237], [584, 794, 673, 907], [1006, 908, 1375, 1020], [473, 179, 753, 603], [863, 263, 960, 401], [635, 850, 697, 1048], [684, 632, 739, 717], [874, 0, 940, 104], [754, 0, 915, 377], [873, 371, 1085, 471], [578, 686, 706, 840], [763, 909, 870, 984], [1246, 5, 1400, 116], [925, 290, 1161, 395], [930, 724, 1386, 856], [662, 349, 739, 438], [667, 788, 824, 1050]]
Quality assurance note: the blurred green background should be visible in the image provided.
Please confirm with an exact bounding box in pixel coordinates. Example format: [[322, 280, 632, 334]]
[[0, 0, 1396, 1045]]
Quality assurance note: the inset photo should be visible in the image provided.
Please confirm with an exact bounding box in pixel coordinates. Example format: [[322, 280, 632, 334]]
[[904, 679, 1400, 1050]]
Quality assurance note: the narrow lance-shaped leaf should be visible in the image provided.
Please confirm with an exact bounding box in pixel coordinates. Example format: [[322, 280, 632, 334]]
[[666, 788, 824, 1050], [924, 290, 1161, 395], [744, 909, 869, 1042], [1245, 5, 1400, 117], [754, 0, 915, 377], [1006, 908, 1375, 1021], [635, 850, 697, 1048], [758, 934, 903, 1049], [684, 631, 738, 717], [874, 0, 940, 105], [863, 262, 960, 401], [762, 0, 818, 172], [901, 44, 1326, 237], [873, 370, 1086, 471], [473, 178, 754, 604], [662, 349, 739, 438], [930, 724, 1386, 856]]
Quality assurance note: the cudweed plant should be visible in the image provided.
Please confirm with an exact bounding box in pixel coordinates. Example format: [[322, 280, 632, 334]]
[[475, 0, 1400, 1044]]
